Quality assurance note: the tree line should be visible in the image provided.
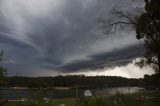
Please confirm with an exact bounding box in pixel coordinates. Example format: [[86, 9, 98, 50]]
[[2, 74, 159, 88], [1, 75, 157, 88]]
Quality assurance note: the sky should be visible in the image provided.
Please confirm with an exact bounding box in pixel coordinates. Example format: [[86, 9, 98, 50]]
[[0, 0, 154, 78]]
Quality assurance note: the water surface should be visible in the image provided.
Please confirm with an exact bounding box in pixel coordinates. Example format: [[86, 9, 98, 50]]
[[0, 87, 143, 100]]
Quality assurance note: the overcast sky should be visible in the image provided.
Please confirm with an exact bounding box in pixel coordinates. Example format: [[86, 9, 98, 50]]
[[0, 0, 154, 78]]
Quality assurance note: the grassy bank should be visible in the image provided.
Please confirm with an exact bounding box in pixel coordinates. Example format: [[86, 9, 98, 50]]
[[3, 91, 160, 106]]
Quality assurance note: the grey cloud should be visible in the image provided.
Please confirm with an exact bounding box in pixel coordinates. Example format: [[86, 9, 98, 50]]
[[0, 33, 32, 48], [0, 0, 142, 76], [57, 44, 144, 72]]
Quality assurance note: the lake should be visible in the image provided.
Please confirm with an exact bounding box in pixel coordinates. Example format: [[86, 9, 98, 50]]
[[0, 87, 144, 100]]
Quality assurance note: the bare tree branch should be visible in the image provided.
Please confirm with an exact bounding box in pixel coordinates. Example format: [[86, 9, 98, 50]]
[[113, 11, 137, 25], [104, 21, 135, 28]]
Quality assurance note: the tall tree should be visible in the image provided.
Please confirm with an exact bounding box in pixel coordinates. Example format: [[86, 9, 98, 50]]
[[102, 0, 160, 76], [0, 50, 6, 85], [136, 0, 160, 75]]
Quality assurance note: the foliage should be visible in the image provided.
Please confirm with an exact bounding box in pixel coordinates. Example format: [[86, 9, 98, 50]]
[[143, 74, 160, 87], [0, 50, 6, 85], [135, 0, 160, 75], [3, 91, 160, 106], [5, 75, 142, 88], [6, 74, 160, 88]]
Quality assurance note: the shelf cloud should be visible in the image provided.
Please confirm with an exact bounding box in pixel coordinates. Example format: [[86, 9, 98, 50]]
[[0, 0, 151, 77]]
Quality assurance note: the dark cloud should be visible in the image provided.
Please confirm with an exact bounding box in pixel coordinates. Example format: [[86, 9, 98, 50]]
[[57, 44, 144, 72], [0, 0, 144, 76], [0, 33, 33, 49]]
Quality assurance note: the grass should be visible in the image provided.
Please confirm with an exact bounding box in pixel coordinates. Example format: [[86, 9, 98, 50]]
[[3, 98, 76, 106], [3, 91, 160, 106]]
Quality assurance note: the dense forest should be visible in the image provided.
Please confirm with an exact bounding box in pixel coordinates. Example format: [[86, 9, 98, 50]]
[[1, 75, 158, 88]]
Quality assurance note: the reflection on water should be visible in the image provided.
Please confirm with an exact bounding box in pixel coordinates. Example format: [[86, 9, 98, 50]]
[[0, 87, 144, 100], [93, 87, 144, 96]]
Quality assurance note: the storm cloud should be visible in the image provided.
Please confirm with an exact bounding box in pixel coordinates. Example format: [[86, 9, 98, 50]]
[[0, 0, 147, 77], [57, 44, 144, 72]]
